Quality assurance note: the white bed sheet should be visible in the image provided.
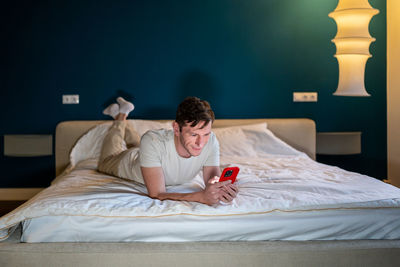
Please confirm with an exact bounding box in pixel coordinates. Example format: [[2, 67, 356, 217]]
[[1, 152, 399, 242]]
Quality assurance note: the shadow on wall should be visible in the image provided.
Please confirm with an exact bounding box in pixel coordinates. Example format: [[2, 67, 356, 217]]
[[102, 90, 136, 110]]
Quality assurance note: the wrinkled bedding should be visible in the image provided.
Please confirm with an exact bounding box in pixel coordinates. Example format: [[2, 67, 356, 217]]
[[2, 153, 400, 242]]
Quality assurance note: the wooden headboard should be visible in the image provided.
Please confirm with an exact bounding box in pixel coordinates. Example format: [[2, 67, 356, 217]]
[[55, 118, 316, 176]]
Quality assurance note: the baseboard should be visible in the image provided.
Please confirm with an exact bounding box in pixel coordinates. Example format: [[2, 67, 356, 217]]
[[0, 188, 44, 200]]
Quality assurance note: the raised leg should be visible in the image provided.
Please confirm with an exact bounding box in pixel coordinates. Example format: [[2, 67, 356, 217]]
[[98, 97, 138, 177]]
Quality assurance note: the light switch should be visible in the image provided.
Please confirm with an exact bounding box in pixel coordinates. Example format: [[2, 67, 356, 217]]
[[293, 92, 318, 102], [62, 95, 79, 104]]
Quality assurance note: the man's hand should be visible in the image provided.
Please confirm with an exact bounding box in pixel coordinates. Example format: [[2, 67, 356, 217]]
[[219, 182, 238, 203], [201, 177, 238, 205], [142, 167, 238, 206]]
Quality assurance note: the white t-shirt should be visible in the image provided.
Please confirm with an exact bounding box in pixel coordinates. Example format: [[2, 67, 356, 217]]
[[128, 129, 219, 186]]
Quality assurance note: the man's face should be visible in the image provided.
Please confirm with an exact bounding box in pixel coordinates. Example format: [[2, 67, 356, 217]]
[[174, 121, 212, 157]]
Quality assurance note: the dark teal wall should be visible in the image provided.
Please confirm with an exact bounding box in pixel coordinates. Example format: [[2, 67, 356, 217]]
[[0, 0, 386, 187]]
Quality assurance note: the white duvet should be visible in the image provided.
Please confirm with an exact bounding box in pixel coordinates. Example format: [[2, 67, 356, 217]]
[[1, 122, 400, 242]]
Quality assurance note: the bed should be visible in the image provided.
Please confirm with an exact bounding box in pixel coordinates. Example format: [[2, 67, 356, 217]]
[[1, 118, 400, 266]]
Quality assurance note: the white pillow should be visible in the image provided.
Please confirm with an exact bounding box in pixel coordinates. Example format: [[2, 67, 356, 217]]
[[213, 123, 300, 157], [212, 125, 258, 157], [69, 122, 110, 167], [130, 120, 173, 137], [69, 120, 172, 166], [70, 121, 300, 167], [241, 124, 301, 156]]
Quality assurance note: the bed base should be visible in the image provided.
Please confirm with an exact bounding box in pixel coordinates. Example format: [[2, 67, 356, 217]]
[[1, 227, 400, 267]]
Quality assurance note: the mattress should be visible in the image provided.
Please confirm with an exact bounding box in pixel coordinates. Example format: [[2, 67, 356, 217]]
[[14, 154, 400, 242], [21, 205, 400, 242]]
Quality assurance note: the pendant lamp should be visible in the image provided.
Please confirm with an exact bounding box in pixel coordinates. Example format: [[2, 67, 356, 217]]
[[329, 0, 379, 96]]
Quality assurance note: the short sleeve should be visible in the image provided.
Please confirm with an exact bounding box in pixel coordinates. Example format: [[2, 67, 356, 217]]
[[204, 133, 220, 167], [139, 131, 162, 167]]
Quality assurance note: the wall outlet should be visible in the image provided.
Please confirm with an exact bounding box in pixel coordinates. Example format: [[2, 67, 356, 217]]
[[62, 94, 79, 104], [293, 92, 318, 102]]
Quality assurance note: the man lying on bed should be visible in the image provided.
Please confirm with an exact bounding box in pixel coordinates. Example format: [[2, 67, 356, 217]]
[[98, 96, 238, 205]]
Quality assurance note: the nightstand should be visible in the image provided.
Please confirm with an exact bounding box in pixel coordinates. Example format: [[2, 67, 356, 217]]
[[316, 132, 362, 155]]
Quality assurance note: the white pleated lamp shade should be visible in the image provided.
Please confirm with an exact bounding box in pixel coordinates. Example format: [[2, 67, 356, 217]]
[[334, 54, 370, 96], [329, 0, 379, 96]]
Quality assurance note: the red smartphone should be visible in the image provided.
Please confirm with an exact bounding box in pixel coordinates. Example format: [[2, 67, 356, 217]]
[[219, 167, 240, 184]]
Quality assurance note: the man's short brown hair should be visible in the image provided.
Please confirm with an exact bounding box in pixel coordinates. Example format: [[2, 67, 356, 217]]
[[175, 97, 215, 130]]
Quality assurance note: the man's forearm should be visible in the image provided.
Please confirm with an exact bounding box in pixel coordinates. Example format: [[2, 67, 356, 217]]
[[153, 191, 206, 204]]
